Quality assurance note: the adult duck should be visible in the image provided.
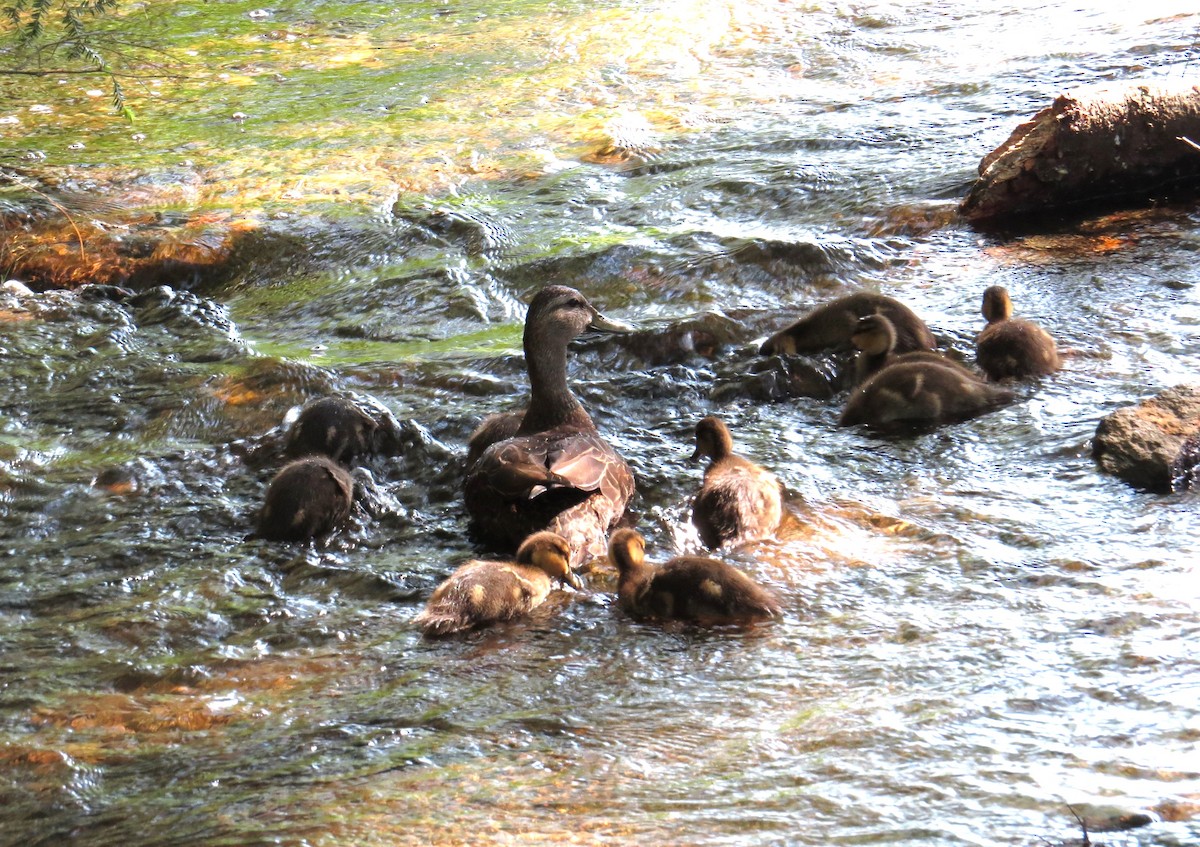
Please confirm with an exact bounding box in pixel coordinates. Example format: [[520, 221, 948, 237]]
[[689, 416, 783, 549], [464, 285, 635, 566], [413, 531, 583, 636], [759, 291, 936, 356], [975, 285, 1060, 380], [839, 358, 1014, 432], [850, 313, 975, 385], [607, 528, 781, 624]]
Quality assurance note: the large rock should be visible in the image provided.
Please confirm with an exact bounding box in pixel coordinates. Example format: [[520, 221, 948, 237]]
[[1093, 385, 1200, 492]]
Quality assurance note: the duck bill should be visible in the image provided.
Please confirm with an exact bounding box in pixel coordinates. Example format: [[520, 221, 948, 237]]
[[588, 312, 634, 334], [688, 447, 702, 462], [563, 570, 586, 591]]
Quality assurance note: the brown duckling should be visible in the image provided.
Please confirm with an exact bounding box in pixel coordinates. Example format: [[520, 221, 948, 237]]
[[608, 528, 782, 625], [839, 359, 1014, 431], [690, 416, 783, 549], [413, 531, 583, 637], [850, 313, 975, 385], [975, 285, 1060, 380], [760, 291, 936, 356], [283, 396, 380, 464], [256, 456, 354, 541], [464, 285, 636, 566], [465, 409, 523, 468]]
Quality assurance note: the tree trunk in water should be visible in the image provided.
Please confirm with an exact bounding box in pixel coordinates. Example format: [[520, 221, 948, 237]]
[[960, 82, 1200, 224]]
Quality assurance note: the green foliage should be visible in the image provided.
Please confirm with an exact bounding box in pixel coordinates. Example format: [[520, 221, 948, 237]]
[[2, 0, 132, 118]]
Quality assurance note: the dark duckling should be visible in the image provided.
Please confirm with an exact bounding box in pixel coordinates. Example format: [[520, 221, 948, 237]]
[[256, 456, 353, 541], [975, 285, 1060, 380], [412, 531, 583, 637], [464, 285, 636, 566], [850, 313, 975, 385], [608, 528, 782, 624], [839, 359, 1014, 431], [466, 409, 524, 468], [690, 416, 783, 549], [759, 291, 936, 356], [283, 395, 403, 464]]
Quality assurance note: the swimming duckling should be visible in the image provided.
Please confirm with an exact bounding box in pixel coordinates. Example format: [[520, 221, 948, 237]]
[[464, 286, 636, 566], [413, 531, 583, 636], [759, 292, 936, 356], [850, 313, 975, 385], [283, 396, 380, 464], [975, 285, 1060, 380], [256, 456, 354, 541], [839, 359, 1014, 431], [607, 528, 782, 624], [690, 416, 783, 549]]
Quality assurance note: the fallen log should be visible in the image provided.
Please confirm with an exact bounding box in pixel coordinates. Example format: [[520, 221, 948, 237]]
[[960, 82, 1200, 223]]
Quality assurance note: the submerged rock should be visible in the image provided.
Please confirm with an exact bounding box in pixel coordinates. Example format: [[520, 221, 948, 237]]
[[1093, 384, 1200, 492]]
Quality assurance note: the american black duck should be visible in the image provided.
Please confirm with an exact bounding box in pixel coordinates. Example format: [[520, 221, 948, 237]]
[[608, 528, 782, 624], [413, 531, 583, 636], [690, 416, 783, 549], [464, 285, 635, 566], [975, 285, 1060, 380], [256, 455, 353, 541], [759, 291, 936, 356]]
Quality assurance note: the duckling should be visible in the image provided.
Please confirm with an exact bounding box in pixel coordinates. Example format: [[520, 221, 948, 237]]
[[607, 529, 781, 624], [690, 416, 783, 549], [256, 456, 354, 541], [465, 409, 523, 467], [839, 359, 1014, 431], [759, 292, 936, 356], [464, 286, 636, 566], [283, 396, 380, 464], [975, 285, 1060, 380], [850, 313, 975, 385], [413, 531, 583, 637]]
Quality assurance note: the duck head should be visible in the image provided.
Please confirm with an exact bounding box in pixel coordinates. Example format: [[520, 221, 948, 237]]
[[690, 415, 734, 463], [981, 285, 1014, 324], [524, 285, 632, 353], [516, 530, 585, 590], [607, 527, 647, 574]]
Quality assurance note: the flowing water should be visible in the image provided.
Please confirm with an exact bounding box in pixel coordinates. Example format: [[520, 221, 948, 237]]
[[3, 2, 1200, 845]]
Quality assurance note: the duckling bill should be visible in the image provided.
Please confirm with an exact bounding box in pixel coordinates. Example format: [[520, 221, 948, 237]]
[[608, 528, 781, 625], [413, 531, 583, 636], [690, 416, 783, 549]]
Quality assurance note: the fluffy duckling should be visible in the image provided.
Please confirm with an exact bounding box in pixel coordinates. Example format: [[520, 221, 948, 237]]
[[283, 396, 381, 464], [465, 409, 524, 467], [690, 416, 783, 549], [413, 531, 583, 636], [850, 313, 975, 384], [975, 285, 1060, 380], [464, 286, 636, 566], [760, 292, 936, 356], [608, 528, 782, 625], [256, 456, 354, 541], [839, 360, 1014, 432]]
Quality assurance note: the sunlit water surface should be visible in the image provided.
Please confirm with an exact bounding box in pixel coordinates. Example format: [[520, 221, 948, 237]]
[[2, 2, 1200, 846]]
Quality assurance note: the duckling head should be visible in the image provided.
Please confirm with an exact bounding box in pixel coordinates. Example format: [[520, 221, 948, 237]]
[[690, 415, 735, 463], [516, 530, 584, 589], [607, 527, 647, 574], [850, 313, 896, 356], [981, 285, 1014, 324]]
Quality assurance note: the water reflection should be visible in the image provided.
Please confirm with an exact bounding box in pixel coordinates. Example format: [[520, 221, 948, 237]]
[[5, 2, 1200, 846]]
